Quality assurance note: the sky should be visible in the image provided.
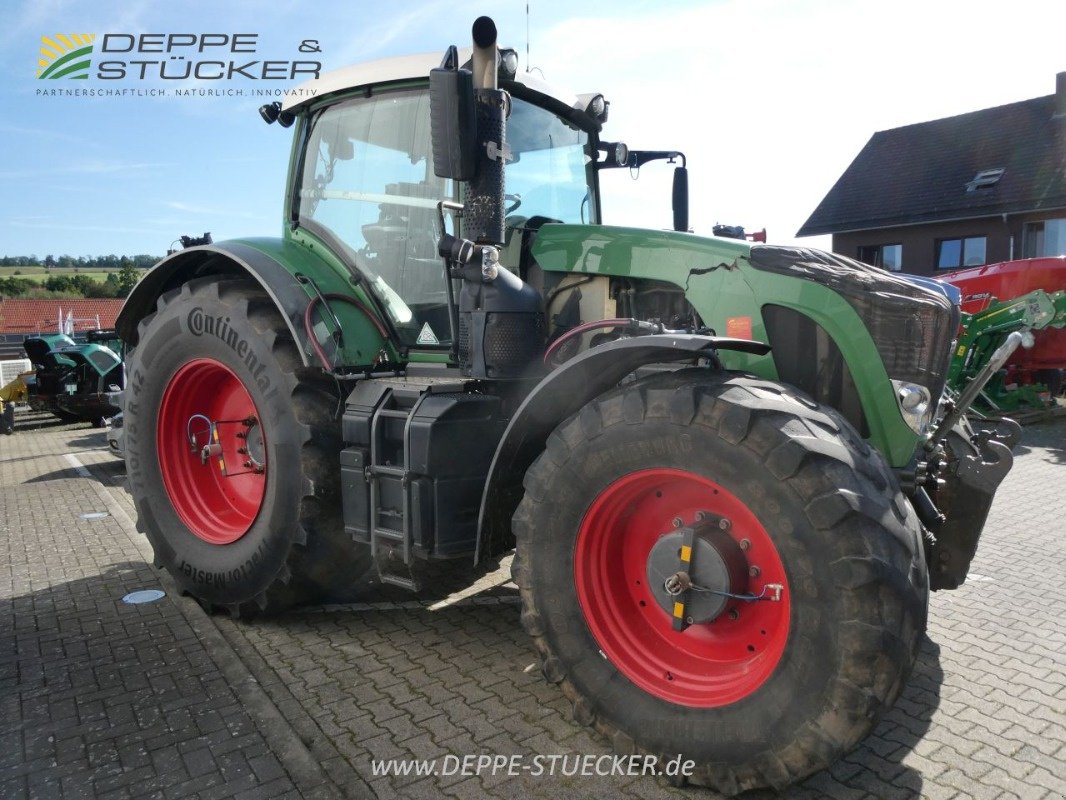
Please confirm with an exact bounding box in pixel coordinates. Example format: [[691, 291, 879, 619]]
[[1, 0, 1064, 259]]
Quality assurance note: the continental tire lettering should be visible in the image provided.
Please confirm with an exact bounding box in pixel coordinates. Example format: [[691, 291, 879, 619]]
[[186, 307, 280, 401], [187, 307, 205, 335]]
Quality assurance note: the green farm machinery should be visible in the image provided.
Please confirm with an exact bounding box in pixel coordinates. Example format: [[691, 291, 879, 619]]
[[940, 258, 1066, 414]]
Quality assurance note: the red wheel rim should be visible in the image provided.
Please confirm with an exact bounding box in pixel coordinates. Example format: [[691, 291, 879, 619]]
[[157, 358, 267, 544], [575, 468, 790, 707]]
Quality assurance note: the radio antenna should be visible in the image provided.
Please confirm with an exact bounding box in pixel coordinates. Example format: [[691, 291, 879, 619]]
[[525, 2, 530, 72]]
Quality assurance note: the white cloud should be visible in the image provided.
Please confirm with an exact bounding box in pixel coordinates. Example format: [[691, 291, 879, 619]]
[[164, 200, 257, 218], [6, 218, 174, 234], [0, 160, 172, 180]]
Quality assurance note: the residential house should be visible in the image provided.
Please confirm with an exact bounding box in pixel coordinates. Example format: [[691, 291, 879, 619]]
[[798, 73, 1066, 275]]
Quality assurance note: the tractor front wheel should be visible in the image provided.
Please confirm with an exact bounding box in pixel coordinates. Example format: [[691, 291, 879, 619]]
[[124, 277, 373, 616], [511, 370, 928, 793]]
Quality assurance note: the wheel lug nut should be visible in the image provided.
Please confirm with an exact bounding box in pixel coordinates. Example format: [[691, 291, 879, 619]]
[[719, 518, 731, 530], [739, 538, 751, 551], [728, 609, 740, 620], [672, 517, 684, 529], [749, 565, 761, 578]]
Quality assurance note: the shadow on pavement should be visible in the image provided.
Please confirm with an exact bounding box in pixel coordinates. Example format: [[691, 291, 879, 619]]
[[22, 466, 89, 484], [65, 431, 110, 450], [229, 577, 945, 799], [1012, 419, 1066, 464], [12, 415, 71, 433], [0, 562, 299, 799]]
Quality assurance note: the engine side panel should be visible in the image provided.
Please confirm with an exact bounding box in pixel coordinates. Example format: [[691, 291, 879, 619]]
[[531, 224, 922, 467]]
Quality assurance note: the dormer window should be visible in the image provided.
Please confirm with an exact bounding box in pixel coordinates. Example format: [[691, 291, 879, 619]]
[[966, 168, 1004, 192]]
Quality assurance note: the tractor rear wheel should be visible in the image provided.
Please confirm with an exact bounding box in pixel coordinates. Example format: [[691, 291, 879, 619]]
[[511, 370, 928, 794], [124, 276, 374, 616]]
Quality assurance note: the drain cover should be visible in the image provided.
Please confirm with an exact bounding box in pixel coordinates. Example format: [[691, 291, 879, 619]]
[[80, 512, 110, 520], [122, 590, 166, 604]]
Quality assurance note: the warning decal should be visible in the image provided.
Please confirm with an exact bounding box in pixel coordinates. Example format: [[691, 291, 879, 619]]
[[416, 322, 440, 345]]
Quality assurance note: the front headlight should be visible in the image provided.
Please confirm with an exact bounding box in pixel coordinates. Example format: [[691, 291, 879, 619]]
[[892, 380, 933, 435]]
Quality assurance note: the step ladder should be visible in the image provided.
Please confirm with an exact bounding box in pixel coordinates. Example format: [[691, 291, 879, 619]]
[[366, 385, 429, 591]]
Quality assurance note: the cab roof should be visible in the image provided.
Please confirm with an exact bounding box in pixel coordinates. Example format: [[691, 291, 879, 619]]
[[281, 50, 594, 116]]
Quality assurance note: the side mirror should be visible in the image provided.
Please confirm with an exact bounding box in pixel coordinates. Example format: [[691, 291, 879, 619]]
[[672, 165, 689, 233], [430, 45, 478, 181]]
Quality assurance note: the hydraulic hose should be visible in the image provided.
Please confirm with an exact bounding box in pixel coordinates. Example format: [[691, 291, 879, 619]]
[[304, 293, 390, 370]]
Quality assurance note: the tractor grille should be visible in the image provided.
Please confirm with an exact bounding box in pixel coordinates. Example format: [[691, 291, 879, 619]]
[[749, 245, 958, 400], [458, 314, 471, 367]]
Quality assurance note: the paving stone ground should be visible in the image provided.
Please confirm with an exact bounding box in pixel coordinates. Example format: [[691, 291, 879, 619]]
[[2, 409, 1064, 799]]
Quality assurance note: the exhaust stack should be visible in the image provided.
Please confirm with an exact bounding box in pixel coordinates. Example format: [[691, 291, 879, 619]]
[[465, 16, 508, 246], [471, 16, 498, 91]]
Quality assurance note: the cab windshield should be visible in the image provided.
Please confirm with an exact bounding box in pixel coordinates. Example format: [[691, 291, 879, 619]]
[[297, 87, 592, 346]]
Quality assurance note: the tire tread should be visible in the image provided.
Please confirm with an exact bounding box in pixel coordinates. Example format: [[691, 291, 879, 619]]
[[512, 370, 928, 794]]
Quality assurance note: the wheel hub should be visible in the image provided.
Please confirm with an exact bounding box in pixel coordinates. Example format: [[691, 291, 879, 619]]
[[157, 358, 268, 545], [186, 414, 266, 474], [647, 518, 748, 624], [574, 468, 792, 707]]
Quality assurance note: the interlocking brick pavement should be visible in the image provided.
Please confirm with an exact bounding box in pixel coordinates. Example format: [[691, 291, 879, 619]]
[[3, 411, 1064, 799], [1, 412, 345, 800]]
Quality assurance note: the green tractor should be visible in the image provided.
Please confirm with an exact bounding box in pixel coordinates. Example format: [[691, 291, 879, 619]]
[[23, 331, 124, 426], [117, 17, 1017, 793]]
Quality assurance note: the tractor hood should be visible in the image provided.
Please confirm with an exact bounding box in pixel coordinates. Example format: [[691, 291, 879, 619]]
[[23, 334, 76, 364], [746, 245, 960, 399], [531, 224, 958, 464], [50, 344, 121, 376]]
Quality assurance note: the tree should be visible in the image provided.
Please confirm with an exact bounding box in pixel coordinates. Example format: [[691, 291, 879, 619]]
[[117, 263, 140, 296], [45, 275, 73, 292], [84, 279, 115, 299]]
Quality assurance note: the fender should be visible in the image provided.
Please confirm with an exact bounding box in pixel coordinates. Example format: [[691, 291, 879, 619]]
[[115, 241, 318, 366], [474, 334, 771, 562]]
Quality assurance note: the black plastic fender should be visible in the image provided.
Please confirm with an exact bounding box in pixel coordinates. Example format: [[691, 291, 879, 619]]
[[474, 334, 771, 561], [115, 242, 316, 367]]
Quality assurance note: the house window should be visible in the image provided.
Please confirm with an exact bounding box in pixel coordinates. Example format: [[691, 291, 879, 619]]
[[857, 243, 903, 271], [936, 236, 986, 269], [965, 168, 1004, 192], [1023, 219, 1066, 257]]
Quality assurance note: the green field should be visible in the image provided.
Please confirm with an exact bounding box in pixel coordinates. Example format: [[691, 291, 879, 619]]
[[0, 267, 126, 283]]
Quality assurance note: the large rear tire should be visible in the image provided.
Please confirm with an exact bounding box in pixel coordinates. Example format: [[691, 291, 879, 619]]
[[512, 370, 928, 794], [124, 277, 374, 616]]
